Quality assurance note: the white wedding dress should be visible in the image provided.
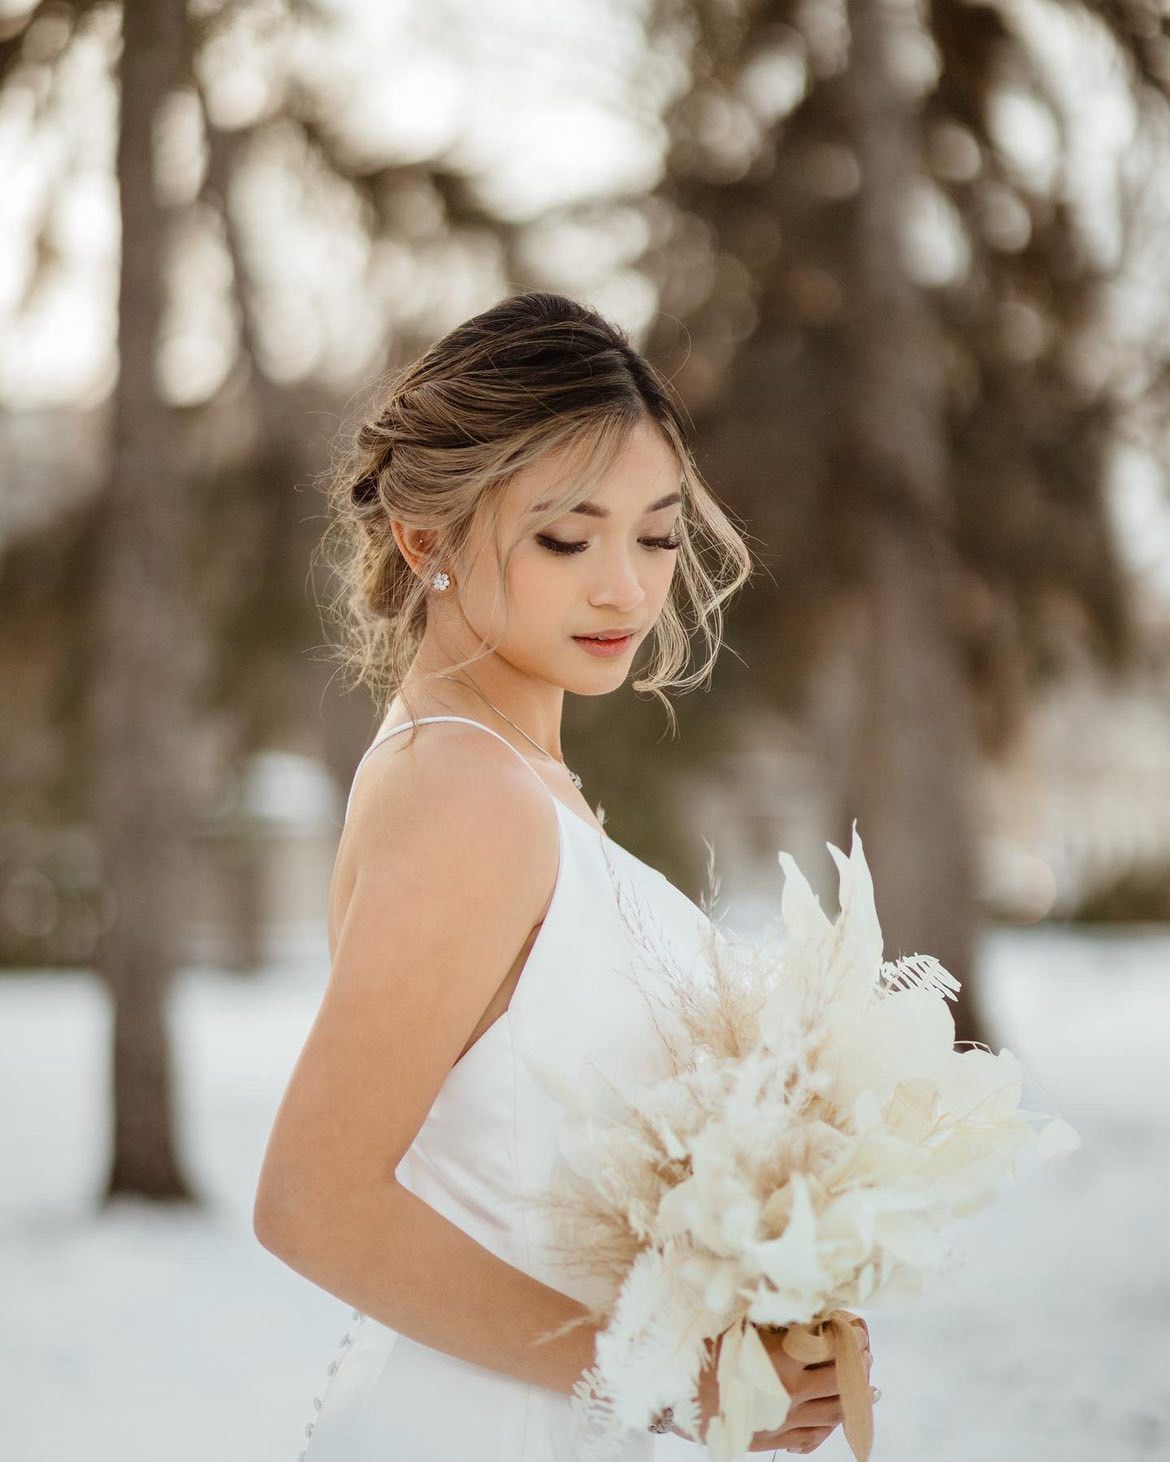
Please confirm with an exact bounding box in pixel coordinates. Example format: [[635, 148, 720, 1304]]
[[296, 715, 720, 1461]]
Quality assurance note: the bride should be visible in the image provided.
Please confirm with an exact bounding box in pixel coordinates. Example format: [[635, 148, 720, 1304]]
[[253, 290, 873, 1459]]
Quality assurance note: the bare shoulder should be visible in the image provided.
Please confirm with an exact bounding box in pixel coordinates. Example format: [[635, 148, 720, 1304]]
[[331, 721, 558, 948]]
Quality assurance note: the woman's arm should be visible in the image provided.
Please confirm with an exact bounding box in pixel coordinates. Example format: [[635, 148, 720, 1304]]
[[253, 728, 590, 1393], [256, 1177, 601, 1394]]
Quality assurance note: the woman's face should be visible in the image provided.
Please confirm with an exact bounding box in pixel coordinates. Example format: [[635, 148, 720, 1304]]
[[453, 418, 683, 695]]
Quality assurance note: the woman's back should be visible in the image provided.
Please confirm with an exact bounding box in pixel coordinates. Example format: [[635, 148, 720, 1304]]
[[295, 715, 719, 1460]]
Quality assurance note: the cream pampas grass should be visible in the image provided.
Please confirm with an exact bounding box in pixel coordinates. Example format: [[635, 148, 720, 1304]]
[[527, 822, 1080, 1461]]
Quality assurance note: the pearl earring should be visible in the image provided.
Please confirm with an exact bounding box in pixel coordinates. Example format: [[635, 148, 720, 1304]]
[[431, 570, 450, 592]]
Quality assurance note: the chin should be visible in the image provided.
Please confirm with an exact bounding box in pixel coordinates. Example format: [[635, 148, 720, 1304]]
[[569, 675, 628, 697]]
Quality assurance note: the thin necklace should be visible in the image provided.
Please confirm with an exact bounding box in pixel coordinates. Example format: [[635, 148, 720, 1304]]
[[433, 673, 584, 789]]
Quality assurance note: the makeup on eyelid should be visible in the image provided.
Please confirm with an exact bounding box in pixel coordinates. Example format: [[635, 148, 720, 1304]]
[[536, 533, 680, 556]]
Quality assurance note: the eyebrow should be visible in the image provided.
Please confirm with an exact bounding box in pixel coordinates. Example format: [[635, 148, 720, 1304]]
[[528, 491, 683, 519]]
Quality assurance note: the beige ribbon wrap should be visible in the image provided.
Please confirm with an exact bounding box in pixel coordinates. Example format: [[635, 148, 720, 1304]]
[[769, 1309, 873, 1462], [707, 1309, 873, 1462]]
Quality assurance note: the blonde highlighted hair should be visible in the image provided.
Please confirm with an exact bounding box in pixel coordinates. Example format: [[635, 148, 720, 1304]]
[[319, 291, 756, 740]]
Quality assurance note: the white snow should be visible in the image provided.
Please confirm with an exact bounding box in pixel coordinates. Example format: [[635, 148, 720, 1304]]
[[1, 924, 1167, 1461]]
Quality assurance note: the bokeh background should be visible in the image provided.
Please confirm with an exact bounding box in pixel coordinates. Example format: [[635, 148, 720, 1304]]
[[1, 1, 1168, 1458]]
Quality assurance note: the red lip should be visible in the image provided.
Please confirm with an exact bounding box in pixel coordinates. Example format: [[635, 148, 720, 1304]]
[[573, 632, 635, 657]]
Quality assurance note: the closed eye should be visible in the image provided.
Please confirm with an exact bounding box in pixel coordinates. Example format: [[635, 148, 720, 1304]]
[[537, 534, 680, 556]]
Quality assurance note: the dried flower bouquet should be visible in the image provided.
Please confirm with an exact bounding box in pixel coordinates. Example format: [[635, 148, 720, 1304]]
[[530, 823, 1080, 1461]]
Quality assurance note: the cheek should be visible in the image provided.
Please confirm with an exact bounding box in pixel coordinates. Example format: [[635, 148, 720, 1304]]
[[505, 550, 574, 629], [652, 553, 679, 599]]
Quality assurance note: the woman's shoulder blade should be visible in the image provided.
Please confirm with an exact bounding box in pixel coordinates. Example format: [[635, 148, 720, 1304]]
[[334, 723, 559, 935], [346, 720, 551, 832]]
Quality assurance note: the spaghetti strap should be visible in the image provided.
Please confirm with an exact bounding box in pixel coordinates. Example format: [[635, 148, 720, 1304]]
[[343, 714, 555, 823]]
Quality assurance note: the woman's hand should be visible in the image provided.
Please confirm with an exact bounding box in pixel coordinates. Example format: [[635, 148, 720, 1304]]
[[675, 1314, 873, 1454], [754, 1314, 872, 1455]]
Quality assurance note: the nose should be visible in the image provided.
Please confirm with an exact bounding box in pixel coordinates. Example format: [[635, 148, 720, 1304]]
[[588, 548, 650, 613]]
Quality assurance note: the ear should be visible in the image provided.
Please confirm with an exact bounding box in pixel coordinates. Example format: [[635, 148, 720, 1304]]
[[390, 522, 440, 583]]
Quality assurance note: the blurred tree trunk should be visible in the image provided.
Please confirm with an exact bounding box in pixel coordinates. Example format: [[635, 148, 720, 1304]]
[[92, 0, 196, 1202], [833, 0, 990, 1046]]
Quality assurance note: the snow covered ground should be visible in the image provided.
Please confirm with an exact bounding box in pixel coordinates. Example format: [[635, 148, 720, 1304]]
[[1, 923, 1167, 1462]]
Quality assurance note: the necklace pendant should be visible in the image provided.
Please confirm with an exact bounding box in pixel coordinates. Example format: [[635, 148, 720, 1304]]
[[569, 769, 583, 789]]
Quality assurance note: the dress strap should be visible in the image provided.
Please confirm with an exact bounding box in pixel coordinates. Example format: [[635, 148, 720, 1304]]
[[344, 714, 556, 823]]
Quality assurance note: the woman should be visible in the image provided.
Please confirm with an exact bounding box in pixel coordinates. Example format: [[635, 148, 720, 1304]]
[[254, 291, 873, 1459]]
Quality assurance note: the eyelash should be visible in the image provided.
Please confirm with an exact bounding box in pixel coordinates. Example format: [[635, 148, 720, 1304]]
[[536, 534, 681, 556]]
